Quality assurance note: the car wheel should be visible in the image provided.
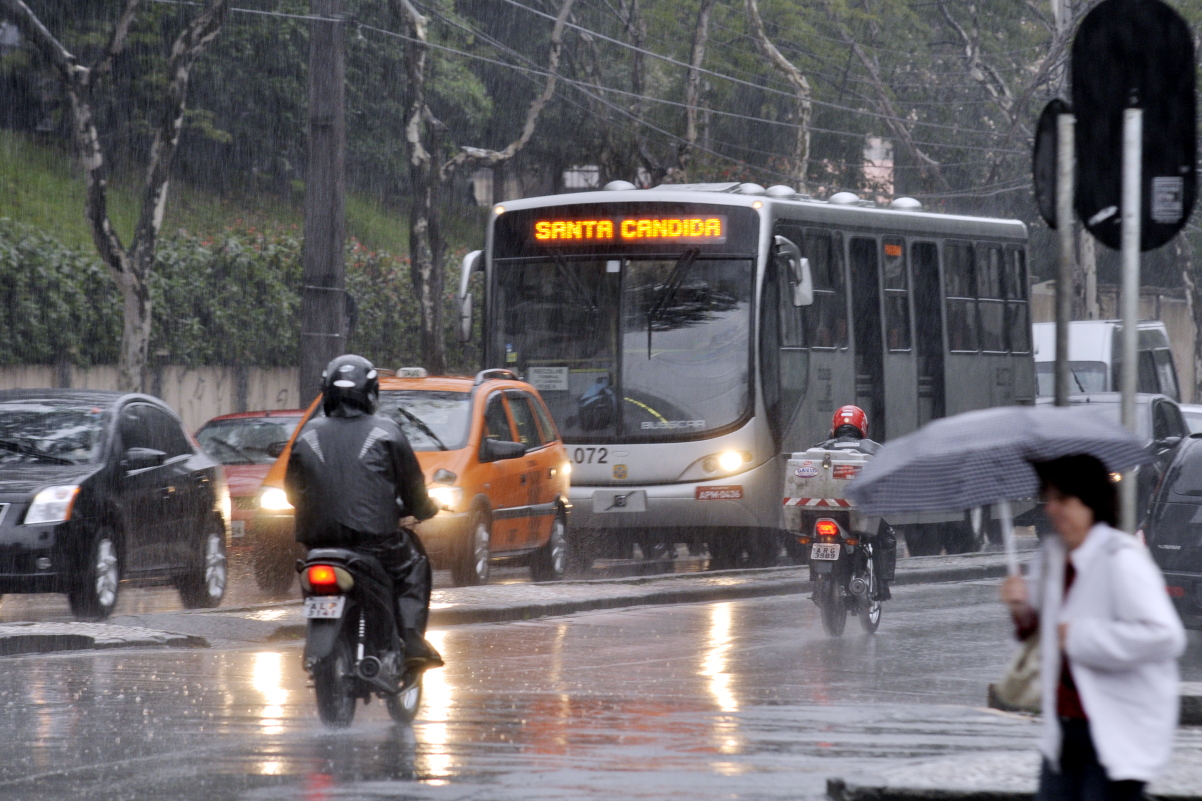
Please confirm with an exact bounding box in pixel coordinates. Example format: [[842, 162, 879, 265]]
[[68, 528, 121, 620], [530, 513, 567, 582], [177, 522, 227, 609], [451, 511, 491, 586]]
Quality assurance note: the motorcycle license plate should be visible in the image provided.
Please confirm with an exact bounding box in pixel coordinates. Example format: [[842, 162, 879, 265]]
[[304, 596, 346, 619], [810, 543, 841, 561]]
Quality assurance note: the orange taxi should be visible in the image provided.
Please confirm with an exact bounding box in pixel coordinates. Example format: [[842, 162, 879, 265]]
[[249, 368, 571, 589]]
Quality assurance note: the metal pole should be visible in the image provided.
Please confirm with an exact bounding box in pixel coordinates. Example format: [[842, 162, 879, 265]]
[[1120, 108, 1142, 533], [1054, 113, 1075, 407], [299, 0, 347, 407]]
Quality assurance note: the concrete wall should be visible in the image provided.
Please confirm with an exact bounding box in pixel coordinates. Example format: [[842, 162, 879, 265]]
[[0, 365, 301, 432], [1030, 282, 1197, 402]]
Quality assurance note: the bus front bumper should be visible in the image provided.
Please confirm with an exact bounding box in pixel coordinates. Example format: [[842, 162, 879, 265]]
[[568, 459, 780, 532]]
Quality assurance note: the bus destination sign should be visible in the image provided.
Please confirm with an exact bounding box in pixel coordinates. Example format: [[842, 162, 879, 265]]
[[533, 216, 726, 244]]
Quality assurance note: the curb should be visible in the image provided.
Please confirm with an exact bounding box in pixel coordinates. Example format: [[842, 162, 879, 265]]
[[262, 559, 1012, 640], [826, 777, 1200, 801], [0, 622, 208, 656]]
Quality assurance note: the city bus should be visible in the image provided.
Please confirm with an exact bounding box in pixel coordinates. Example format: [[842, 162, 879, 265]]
[[456, 182, 1035, 566]]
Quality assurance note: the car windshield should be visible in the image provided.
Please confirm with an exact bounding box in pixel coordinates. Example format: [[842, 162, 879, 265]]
[[491, 256, 754, 442], [377, 390, 472, 451], [1182, 410, 1202, 435], [1068, 400, 1150, 441], [196, 417, 301, 465], [1035, 361, 1108, 396], [0, 400, 109, 465]]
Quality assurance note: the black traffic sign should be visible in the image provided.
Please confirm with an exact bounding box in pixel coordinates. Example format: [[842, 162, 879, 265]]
[[1071, 0, 1195, 251], [1033, 98, 1072, 229]]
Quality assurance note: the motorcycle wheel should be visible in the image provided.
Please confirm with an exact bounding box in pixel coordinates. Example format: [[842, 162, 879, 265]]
[[817, 576, 847, 637], [313, 628, 357, 728], [859, 559, 882, 634], [385, 674, 423, 724]]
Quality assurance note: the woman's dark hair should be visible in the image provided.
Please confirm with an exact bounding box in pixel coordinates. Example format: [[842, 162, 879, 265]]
[[1033, 454, 1118, 527]]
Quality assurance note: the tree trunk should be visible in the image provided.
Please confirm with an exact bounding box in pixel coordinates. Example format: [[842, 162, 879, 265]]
[[746, 0, 810, 190], [116, 269, 152, 393], [1176, 235, 1202, 403]]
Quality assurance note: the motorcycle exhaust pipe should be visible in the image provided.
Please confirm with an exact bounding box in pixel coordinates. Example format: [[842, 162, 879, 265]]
[[848, 576, 869, 596]]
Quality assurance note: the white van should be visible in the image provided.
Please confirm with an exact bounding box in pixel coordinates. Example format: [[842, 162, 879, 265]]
[[1032, 320, 1180, 401]]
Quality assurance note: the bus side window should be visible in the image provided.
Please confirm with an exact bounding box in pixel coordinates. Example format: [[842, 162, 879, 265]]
[[944, 242, 978, 352], [977, 245, 1006, 353], [1005, 248, 1031, 353], [882, 237, 910, 351], [803, 229, 848, 348]]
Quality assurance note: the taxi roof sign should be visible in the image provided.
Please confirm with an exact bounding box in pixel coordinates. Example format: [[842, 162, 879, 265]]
[[397, 367, 428, 378]]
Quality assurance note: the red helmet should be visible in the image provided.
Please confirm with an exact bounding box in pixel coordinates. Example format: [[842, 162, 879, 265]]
[[831, 405, 868, 439]]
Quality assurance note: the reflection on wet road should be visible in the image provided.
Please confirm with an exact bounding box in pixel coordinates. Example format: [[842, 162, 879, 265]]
[[1, 581, 1199, 800]]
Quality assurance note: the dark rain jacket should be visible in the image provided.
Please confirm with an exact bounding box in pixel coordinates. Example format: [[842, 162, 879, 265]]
[[285, 407, 438, 547], [818, 433, 882, 456]]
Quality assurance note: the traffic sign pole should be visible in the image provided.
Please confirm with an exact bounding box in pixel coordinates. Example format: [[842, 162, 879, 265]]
[[1055, 113, 1075, 408], [1120, 107, 1142, 534]]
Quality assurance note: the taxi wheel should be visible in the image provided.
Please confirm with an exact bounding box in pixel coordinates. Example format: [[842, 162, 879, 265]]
[[530, 513, 567, 582], [451, 512, 491, 586]]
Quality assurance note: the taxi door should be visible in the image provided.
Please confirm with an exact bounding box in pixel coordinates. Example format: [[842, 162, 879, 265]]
[[479, 391, 527, 552], [504, 390, 555, 548]]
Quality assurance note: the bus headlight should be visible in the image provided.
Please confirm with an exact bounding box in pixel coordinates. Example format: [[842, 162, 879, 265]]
[[717, 451, 744, 472], [259, 487, 293, 511]]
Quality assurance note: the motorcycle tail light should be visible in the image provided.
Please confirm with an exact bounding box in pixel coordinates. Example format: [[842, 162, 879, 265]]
[[814, 519, 840, 540], [304, 564, 354, 594]]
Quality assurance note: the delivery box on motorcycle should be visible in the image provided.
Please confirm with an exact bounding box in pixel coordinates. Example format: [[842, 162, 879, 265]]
[[784, 447, 880, 535]]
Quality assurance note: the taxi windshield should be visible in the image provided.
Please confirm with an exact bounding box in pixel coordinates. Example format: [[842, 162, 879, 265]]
[[377, 390, 472, 452]]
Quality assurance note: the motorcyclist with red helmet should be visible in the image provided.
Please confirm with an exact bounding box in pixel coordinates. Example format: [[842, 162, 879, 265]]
[[819, 405, 894, 600]]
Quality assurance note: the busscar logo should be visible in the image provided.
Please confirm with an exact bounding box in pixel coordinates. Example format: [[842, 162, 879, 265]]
[[695, 485, 743, 501], [641, 420, 705, 430]]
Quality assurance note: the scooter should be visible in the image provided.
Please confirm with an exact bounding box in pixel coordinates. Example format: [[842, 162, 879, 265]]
[[803, 514, 884, 637], [298, 548, 423, 727]]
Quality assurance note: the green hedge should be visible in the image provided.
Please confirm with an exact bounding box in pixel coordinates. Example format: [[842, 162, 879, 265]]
[[0, 218, 478, 372]]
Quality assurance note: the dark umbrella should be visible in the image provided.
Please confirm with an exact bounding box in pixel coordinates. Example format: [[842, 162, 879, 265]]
[[846, 405, 1153, 573]]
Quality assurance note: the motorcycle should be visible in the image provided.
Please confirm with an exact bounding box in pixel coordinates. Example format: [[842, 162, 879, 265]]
[[299, 548, 423, 727], [803, 514, 885, 637]]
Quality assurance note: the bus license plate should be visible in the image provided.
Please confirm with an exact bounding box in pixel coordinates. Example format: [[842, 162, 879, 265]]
[[304, 596, 346, 619], [810, 543, 841, 561]]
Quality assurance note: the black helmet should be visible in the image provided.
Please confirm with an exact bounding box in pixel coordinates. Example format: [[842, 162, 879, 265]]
[[321, 354, 379, 416]]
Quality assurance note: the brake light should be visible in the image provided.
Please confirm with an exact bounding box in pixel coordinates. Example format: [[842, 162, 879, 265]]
[[1167, 585, 1185, 598], [815, 519, 840, 539], [307, 565, 339, 594]]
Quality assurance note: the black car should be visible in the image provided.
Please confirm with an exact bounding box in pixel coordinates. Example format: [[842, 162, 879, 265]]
[[0, 390, 229, 619], [1144, 435, 1202, 630]]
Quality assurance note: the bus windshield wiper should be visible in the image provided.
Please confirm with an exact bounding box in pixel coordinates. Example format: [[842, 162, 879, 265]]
[[647, 249, 700, 357], [0, 437, 73, 465], [551, 254, 598, 316], [393, 407, 447, 451]]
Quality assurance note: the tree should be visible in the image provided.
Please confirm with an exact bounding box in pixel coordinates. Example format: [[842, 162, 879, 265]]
[[0, 0, 229, 391], [392, 0, 576, 373]]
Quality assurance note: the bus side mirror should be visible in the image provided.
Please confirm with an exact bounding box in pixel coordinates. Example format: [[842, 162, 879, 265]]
[[457, 250, 483, 343], [774, 235, 812, 307]]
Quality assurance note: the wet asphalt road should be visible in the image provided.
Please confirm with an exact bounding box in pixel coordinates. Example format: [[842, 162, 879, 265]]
[[1, 580, 1200, 801]]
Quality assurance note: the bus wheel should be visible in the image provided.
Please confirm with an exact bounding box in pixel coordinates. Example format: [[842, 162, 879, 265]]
[[943, 521, 983, 554], [901, 526, 941, 557], [708, 539, 742, 570]]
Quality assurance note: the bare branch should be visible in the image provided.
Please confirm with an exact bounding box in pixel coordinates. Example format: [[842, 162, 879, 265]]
[[937, 1, 1015, 118], [745, 0, 810, 190], [441, 0, 579, 178], [91, 0, 142, 81]]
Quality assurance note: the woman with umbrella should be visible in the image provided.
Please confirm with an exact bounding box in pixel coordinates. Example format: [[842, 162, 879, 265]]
[[1002, 454, 1185, 801], [847, 406, 1187, 801]]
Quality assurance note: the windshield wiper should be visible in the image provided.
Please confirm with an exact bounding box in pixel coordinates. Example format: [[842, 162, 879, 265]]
[[393, 407, 448, 451], [551, 253, 599, 316], [0, 437, 74, 465], [1069, 368, 1086, 394], [647, 249, 701, 357], [208, 436, 255, 464]]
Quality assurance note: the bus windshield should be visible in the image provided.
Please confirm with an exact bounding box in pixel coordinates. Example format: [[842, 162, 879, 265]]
[[491, 256, 754, 442]]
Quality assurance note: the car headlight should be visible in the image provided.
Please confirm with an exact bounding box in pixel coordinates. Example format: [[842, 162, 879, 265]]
[[25, 485, 80, 525], [259, 487, 293, 511], [427, 485, 463, 512], [562, 462, 572, 477]]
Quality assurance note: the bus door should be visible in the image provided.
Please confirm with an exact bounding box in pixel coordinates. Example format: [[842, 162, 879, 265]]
[[910, 241, 946, 425], [880, 237, 918, 438], [849, 237, 886, 440]]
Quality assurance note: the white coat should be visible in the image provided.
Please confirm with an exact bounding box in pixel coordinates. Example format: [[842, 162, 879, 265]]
[[1026, 522, 1186, 783]]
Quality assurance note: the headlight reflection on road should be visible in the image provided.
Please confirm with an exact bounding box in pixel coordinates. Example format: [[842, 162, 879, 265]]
[[700, 602, 744, 764], [251, 651, 289, 738], [416, 630, 453, 784]]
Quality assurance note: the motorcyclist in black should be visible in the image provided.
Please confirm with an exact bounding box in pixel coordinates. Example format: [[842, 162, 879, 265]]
[[286, 354, 444, 671], [820, 405, 894, 601]]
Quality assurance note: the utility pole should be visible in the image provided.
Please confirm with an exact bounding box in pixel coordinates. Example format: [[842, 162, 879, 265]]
[[299, 0, 347, 406]]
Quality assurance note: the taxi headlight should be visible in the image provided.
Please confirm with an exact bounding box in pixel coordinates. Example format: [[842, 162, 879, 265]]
[[25, 485, 79, 525], [259, 487, 293, 511], [717, 450, 744, 473], [428, 485, 463, 512], [562, 462, 572, 477]]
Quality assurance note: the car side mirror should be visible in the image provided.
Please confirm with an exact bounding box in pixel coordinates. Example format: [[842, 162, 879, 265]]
[[482, 438, 527, 461], [266, 441, 287, 458], [1156, 435, 1182, 450], [123, 447, 166, 471], [774, 235, 812, 307], [457, 250, 483, 343]]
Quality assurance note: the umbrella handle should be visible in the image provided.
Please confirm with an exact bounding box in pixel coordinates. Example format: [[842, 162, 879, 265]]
[[997, 499, 1019, 577]]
